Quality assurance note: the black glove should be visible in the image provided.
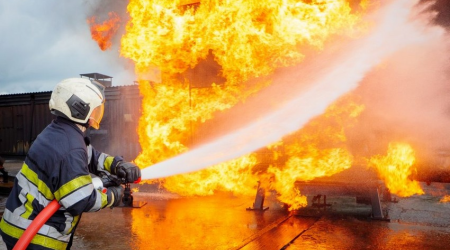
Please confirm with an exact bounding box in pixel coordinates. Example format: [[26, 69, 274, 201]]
[[107, 185, 124, 208], [98, 171, 121, 188], [113, 161, 141, 183]]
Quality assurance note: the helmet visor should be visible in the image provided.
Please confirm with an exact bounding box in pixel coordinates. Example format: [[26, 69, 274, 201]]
[[89, 103, 104, 129]]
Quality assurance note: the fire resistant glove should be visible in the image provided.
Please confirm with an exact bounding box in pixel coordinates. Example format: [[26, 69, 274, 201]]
[[107, 185, 124, 208], [98, 171, 122, 188], [112, 161, 141, 184]]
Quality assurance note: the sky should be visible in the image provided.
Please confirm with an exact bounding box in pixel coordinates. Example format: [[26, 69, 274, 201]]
[[0, 0, 134, 95]]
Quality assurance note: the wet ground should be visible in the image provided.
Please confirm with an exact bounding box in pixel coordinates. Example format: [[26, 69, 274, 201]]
[[2, 160, 450, 250]]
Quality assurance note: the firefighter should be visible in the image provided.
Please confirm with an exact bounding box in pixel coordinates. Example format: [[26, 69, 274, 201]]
[[0, 78, 141, 250]]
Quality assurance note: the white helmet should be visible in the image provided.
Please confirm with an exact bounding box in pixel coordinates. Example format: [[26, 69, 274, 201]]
[[49, 78, 105, 129]]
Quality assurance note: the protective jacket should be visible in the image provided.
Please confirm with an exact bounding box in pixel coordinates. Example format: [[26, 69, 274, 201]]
[[0, 117, 123, 250]]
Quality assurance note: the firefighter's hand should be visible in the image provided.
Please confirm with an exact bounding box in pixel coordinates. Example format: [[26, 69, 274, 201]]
[[98, 171, 121, 188], [107, 185, 124, 208], [113, 161, 141, 184]]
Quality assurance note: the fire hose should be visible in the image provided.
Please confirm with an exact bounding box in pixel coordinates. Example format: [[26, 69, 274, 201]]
[[12, 176, 110, 250], [12, 200, 61, 250]]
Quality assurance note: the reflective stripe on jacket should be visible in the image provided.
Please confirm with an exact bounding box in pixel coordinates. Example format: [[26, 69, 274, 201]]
[[0, 117, 122, 250]]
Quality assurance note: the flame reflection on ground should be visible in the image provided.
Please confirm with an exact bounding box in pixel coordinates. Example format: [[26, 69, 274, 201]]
[[70, 182, 450, 250]]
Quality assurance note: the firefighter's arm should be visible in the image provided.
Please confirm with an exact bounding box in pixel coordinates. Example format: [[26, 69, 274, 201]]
[[85, 138, 122, 174], [85, 137, 141, 184], [58, 150, 112, 214]]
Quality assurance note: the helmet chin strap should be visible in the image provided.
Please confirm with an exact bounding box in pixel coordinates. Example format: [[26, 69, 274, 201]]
[[76, 123, 87, 133]]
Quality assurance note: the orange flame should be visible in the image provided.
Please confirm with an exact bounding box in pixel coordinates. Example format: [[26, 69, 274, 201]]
[[369, 142, 424, 197], [440, 195, 450, 203], [122, 1, 362, 79], [155, 94, 363, 208], [119, 0, 369, 207], [122, 0, 365, 166], [164, 154, 259, 196], [266, 95, 364, 210], [87, 12, 121, 51]]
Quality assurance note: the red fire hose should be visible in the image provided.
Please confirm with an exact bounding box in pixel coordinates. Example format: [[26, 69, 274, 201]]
[[12, 176, 126, 249], [13, 199, 61, 250]]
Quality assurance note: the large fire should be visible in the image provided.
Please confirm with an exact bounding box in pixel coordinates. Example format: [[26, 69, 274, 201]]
[[86, 0, 435, 208], [120, 0, 365, 202], [161, 94, 363, 210]]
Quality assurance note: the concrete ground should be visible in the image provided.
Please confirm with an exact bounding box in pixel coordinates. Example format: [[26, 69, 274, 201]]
[[2, 159, 450, 250]]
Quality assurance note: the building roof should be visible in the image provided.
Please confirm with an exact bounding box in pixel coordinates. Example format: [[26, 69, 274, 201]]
[[80, 73, 113, 80], [0, 85, 140, 106]]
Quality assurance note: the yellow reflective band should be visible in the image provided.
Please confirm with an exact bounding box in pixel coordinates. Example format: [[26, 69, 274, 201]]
[[0, 218, 68, 249], [21, 163, 54, 200], [55, 175, 92, 200], [68, 215, 80, 234], [100, 191, 108, 208], [104, 156, 114, 172], [21, 193, 35, 219]]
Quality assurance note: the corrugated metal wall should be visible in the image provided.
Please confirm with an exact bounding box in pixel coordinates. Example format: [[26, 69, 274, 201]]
[[0, 92, 53, 155], [87, 85, 142, 161], [0, 85, 142, 161]]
